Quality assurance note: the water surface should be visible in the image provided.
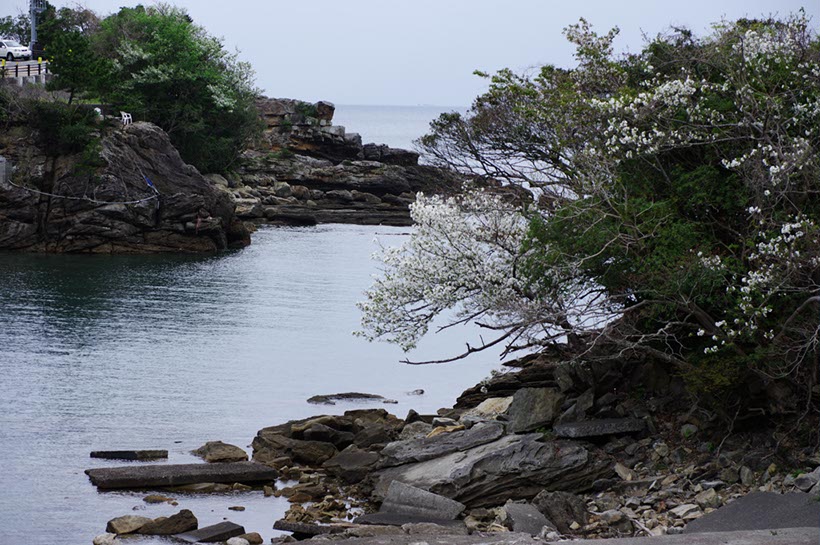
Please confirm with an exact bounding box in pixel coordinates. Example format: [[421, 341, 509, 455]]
[[0, 224, 503, 544]]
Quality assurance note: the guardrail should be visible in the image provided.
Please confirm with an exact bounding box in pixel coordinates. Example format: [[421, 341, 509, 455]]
[[0, 61, 49, 78]]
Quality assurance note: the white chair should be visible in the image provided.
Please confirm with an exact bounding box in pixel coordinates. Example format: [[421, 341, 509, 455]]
[[120, 112, 132, 125]]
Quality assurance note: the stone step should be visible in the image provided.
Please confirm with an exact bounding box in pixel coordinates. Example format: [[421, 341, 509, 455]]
[[85, 462, 277, 489]]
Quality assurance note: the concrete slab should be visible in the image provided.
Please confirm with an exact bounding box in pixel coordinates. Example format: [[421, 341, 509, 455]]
[[90, 450, 168, 461], [85, 462, 277, 489], [175, 521, 246, 543], [289, 532, 542, 544], [544, 527, 818, 545], [684, 492, 819, 533]]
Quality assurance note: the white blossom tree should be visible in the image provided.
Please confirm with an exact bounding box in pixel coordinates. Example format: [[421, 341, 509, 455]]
[[360, 14, 820, 408]]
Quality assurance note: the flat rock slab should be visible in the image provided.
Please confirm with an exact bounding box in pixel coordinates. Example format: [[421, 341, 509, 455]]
[[86, 462, 277, 489], [91, 450, 168, 461], [175, 521, 246, 543], [273, 520, 347, 537], [380, 481, 465, 520], [553, 418, 645, 438], [380, 422, 505, 467], [684, 492, 820, 533], [308, 392, 384, 405], [543, 527, 818, 545]]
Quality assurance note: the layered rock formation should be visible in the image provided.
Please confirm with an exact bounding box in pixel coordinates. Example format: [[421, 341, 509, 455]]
[[225, 98, 464, 227], [0, 121, 249, 253]]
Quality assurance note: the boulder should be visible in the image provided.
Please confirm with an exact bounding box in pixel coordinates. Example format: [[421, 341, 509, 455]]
[[505, 388, 565, 433], [302, 423, 355, 448], [380, 481, 466, 520], [137, 509, 198, 535], [92, 534, 116, 545], [502, 501, 555, 536], [323, 446, 381, 483], [374, 434, 611, 507], [192, 441, 248, 463], [399, 421, 433, 441], [106, 515, 152, 534], [175, 521, 246, 543], [531, 490, 588, 534]]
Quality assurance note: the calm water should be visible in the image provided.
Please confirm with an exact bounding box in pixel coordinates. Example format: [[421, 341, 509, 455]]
[[334, 104, 466, 151], [0, 225, 503, 544]]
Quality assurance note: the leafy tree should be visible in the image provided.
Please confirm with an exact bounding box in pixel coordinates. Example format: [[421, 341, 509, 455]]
[[46, 30, 111, 103], [360, 15, 820, 411], [90, 4, 261, 173], [0, 13, 30, 44]]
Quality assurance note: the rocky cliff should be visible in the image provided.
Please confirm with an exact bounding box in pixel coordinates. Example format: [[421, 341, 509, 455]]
[[0, 120, 249, 253]]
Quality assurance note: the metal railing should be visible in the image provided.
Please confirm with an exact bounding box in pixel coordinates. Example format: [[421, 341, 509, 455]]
[[0, 61, 49, 78]]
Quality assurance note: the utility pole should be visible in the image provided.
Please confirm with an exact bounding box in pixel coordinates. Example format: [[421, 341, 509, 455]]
[[30, 0, 46, 51]]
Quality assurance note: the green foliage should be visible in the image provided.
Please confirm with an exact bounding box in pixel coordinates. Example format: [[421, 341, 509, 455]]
[[0, 13, 30, 44], [294, 102, 318, 118], [28, 101, 98, 157], [46, 31, 111, 103], [413, 14, 820, 399], [88, 4, 261, 174]]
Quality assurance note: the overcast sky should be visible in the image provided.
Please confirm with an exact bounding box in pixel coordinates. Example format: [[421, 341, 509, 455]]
[[9, 1, 819, 106]]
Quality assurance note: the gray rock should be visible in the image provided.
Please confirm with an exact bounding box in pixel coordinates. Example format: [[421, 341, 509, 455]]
[[273, 520, 346, 537], [553, 418, 645, 439], [192, 441, 248, 463], [226, 538, 249, 545], [355, 513, 466, 528], [794, 471, 820, 492], [288, 533, 543, 545], [402, 522, 468, 535], [380, 481, 466, 520], [323, 446, 381, 483], [0, 122, 249, 253], [399, 421, 433, 441], [106, 515, 152, 534], [176, 521, 247, 543], [380, 422, 505, 467], [137, 509, 198, 535], [505, 388, 565, 433], [92, 534, 116, 545], [302, 423, 355, 448], [307, 392, 385, 405], [90, 450, 168, 461], [685, 492, 820, 533], [85, 462, 277, 489], [374, 434, 610, 507], [740, 466, 755, 487], [531, 490, 588, 534], [503, 502, 554, 536]]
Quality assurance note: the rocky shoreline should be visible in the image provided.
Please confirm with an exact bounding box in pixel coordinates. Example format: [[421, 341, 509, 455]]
[[0, 92, 470, 253], [87, 355, 820, 544]]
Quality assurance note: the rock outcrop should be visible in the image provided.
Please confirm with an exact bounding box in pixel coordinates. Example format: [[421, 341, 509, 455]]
[[227, 97, 469, 227], [0, 121, 249, 253]]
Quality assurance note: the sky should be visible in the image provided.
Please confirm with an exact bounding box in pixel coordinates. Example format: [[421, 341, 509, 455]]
[[7, 0, 819, 106]]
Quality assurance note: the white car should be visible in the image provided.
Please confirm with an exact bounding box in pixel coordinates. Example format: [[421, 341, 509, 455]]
[[0, 39, 32, 61]]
